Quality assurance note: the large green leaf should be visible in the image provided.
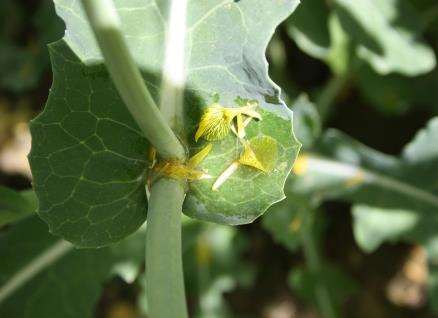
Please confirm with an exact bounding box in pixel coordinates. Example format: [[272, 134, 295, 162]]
[[0, 216, 145, 317], [333, 0, 436, 75], [286, 3, 351, 75], [287, 0, 436, 76], [29, 0, 301, 247], [286, 0, 330, 60]]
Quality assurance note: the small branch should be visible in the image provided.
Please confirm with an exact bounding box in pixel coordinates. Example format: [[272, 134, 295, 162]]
[[145, 1, 190, 317], [80, 0, 186, 161], [146, 178, 188, 318], [0, 240, 73, 305], [301, 154, 438, 209]]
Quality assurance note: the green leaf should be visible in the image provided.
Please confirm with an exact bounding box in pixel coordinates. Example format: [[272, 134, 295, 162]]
[[0, 216, 145, 317], [333, 0, 436, 75], [286, 2, 351, 75], [286, 0, 330, 60], [352, 204, 419, 252], [29, 40, 151, 248], [29, 0, 301, 247], [0, 187, 37, 226]]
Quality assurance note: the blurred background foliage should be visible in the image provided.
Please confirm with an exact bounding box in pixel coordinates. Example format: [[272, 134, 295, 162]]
[[1, 0, 438, 317]]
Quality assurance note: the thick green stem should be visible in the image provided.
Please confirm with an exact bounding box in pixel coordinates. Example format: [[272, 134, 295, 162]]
[[146, 178, 188, 318], [81, 2, 189, 316], [300, 210, 337, 318], [80, 0, 185, 161]]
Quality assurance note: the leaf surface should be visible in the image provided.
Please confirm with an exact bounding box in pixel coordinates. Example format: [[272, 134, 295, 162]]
[[29, 0, 301, 246]]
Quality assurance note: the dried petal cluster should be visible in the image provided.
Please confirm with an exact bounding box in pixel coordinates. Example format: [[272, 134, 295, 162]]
[[153, 144, 212, 181], [151, 98, 278, 189], [195, 102, 261, 141]]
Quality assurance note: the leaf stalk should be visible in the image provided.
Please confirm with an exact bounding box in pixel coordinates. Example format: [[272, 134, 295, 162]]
[[80, 0, 186, 161]]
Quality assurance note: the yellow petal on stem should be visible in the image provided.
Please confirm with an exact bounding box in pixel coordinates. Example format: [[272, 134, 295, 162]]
[[239, 136, 278, 173], [188, 143, 213, 167], [155, 161, 212, 181]]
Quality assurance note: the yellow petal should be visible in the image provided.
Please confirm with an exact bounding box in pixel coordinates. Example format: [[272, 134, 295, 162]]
[[239, 136, 278, 173], [155, 161, 211, 181], [195, 104, 233, 141], [194, 103, 262, 142], [188, 143, 213, 167]]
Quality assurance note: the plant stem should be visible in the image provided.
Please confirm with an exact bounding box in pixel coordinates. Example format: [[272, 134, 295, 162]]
[[146, 178, 188, 318], [300, 210, 337, 318], [0, 240, 73, 305], [145, 0, 190, 316], [80, 0, 186, 161], [81, 2, 189, 316], [301, 154, 438, 209]]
